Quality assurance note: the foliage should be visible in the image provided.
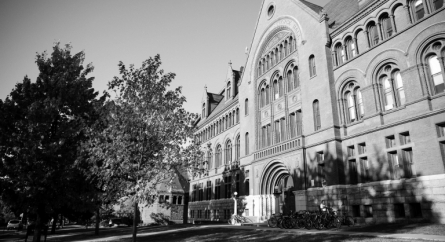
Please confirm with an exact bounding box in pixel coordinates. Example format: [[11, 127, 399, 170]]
[[0, 43, 104, 240], [84, 54, 202, 206]]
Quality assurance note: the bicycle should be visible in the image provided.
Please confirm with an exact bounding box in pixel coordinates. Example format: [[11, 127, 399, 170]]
[[228, 214, 252, 225]]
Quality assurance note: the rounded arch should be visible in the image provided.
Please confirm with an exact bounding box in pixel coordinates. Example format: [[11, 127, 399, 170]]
[[390, 1, 405, 15], [407, 24, 445, 65], [365, 49, 408, 84], [259, 160, 290, 195]]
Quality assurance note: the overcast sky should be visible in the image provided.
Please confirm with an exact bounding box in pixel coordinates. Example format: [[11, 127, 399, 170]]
[[0, 0, 330, 114]]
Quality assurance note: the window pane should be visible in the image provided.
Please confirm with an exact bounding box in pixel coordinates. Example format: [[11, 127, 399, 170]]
[[434, 0, 443, 10], [429, 56, 441, 74]]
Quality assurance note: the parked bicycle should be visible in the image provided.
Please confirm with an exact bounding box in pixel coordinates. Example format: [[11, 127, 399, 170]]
[[228, 214, 252, 225]]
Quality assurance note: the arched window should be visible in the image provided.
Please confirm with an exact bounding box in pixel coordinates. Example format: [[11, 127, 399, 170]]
[[235, 135, 240, 161], [208, 151, 213, 169], [394, 4, 409, 31], [313, 100, 321, 131], [341, 82, 365, 124], [283, 42, 287, 58], [356, 29, 367, 54], [428, 55, 445, 94], [260, 88, 265, 108], [273, 80, 279, 100], [245, 99, 249, 115], [236, 108, 239, 123], [293, 66, 299, 89], [413, 0, 425, 21], [380, 13, 393, 40], [289, 36, 294, 52], [278, 77, 284, 97], [433, 0, 444, 10], [309, 55, 316, 77], [225, 140, 232, 164], [334, 43, 345, 65], [226, 82, 231, 99], [245, 133, 249, 155], [345, 37, 356, 60], [258, 61, 262, 76], [368, 22, 379, 47], [378, 64, 406, 110], [229, 113, 232, 127], [280, 44, 284, 60], [287, 70, 293, 92], [265, 85, 270, 105], [202, 103, 205, 118], [215, 145, 222, 167]]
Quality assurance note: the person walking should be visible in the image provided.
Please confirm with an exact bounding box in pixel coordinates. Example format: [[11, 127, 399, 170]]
[[319, 200, 327, 213]]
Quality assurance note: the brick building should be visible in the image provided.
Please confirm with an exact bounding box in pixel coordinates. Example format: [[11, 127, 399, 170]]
[[189, 0, 445, 224]]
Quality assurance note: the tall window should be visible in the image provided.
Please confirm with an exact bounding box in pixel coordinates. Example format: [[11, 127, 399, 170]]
[[260, 87, 266, 108], [202, 103, 205, 118], [274, 120, 281, 143], [380, 14, 393, 39], [215, 145, 222, 167], [278, 77, 284, 97], [368, 22, 379, 47], [235, 135, 240, 161], [245, 133, 249, 155], [335, 43, 345, 65], [342, 82, 364, 123], [273, 80, 279, 100], [224, 176, 232, 199], [313, 100, 321, 131], [245, 99, 249, 115], [345, 37, 356, 59], [428, 55, 445, 94], [225, 140, 232, 165], [287, 70, 293, 92], [293, 66, 299, 89], [309, 55, 316, 77], [226, 82, 231, 99], [208, 151, 213, 169], [215, 179, 221, 200], [266, 85, 270, 105], [433, 0, 444, 10], [378, 64, 406, 110], [236, 108, 239, 123], [413, 0, 425, 21]]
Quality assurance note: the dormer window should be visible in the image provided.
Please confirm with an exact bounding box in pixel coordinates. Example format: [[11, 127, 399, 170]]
[[227, 82, 231, 100], [202, 103, 205, 118]]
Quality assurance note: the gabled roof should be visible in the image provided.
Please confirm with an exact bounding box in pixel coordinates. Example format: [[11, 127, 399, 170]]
[[300, 0, 323, 13], [324, 0, 359, 31]]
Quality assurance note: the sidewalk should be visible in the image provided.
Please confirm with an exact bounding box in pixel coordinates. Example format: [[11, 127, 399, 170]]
[[213, 223, 445, 241]]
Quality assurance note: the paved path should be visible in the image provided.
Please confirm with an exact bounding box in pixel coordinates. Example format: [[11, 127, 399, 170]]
[[3, 224, 445, 241], [220, 223, 445, 241]]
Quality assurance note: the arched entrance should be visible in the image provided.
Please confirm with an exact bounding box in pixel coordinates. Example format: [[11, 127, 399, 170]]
[[259, 161, 295, 216]]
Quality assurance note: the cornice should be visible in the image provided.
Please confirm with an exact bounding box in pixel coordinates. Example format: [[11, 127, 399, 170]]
[[330, 0, 389, 39]]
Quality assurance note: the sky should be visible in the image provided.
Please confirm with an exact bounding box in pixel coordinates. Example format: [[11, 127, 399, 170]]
[[0, 0, 330, 114]]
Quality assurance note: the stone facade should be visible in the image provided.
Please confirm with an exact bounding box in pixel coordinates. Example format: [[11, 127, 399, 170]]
[[190, 0, 445, 224]]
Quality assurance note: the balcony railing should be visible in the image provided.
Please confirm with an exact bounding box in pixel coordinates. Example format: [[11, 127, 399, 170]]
[[254, 136, 303, 160]]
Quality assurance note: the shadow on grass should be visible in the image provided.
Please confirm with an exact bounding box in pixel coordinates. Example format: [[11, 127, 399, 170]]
[[128, 228, 420, 242], [341, 220, 445, 235]]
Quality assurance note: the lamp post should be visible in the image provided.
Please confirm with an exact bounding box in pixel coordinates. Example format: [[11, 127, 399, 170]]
[[232, 192, 238, 224]]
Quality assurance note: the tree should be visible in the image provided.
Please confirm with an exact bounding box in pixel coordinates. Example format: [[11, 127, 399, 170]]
[[84, 55, 202, 242], [0, 43, 104, 242]]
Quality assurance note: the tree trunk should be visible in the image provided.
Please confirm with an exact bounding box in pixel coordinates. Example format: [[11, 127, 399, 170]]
[[95, 207, 100, 235], [51, 214, 57, 234], [132, 201, 138, 242], [32, 213, 42, 242]]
